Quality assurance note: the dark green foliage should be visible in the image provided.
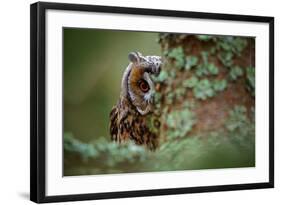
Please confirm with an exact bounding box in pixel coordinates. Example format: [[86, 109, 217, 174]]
[[182, 100, 196, 110], [196, 35, 248, 58], [153, 70, 169, 83], [229, 66, 244, 81], [175, 87, 187, 100], [154, 92, 162, 105], [196, 35, 213, 41], [166, 48, 198, 71], [246, 66, 255, 96], [64, 133, 147, 167], [225, 106, 248, 132], [146, 115, 160, 134], [195, 52, 218, 77], [195, 64, 210, 77], [225, 106, 255, 151], [165, 108, 196, 139], [193, 79, 215, 100], [64, 133, 99, 160], [213, 79, 228, 91], [185, 56, 198, 70], [166, 92, 175, 105], [187, 78, 228, 100], [167, 47, 186, 69], [218, 51, 233, 67], [201, 51, 209, 64], [169, 70, 177, 78], [207, 63, 219, 75], [216, 36, 248, 55], [217, 37, 248, 68], [64, 123, 255, 175], [183, 76, 199, 88]]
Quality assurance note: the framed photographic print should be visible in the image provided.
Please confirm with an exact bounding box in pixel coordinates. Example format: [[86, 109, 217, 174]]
[[30, 1, 274, 203]]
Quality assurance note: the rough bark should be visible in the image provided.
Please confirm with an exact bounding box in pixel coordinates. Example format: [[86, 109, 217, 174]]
[[151, 34, 255, 143]]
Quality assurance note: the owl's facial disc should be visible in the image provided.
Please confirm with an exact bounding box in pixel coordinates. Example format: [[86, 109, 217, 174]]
[[127, 70, 155, 115], [126, 52, 161, 115]]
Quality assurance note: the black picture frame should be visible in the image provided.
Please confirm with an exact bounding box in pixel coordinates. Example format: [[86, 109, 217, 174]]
[[30, 1, 274, 203]]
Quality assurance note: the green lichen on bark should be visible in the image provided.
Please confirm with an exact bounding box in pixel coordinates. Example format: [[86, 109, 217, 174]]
[[156, 33, 255, 140], [133, 33, 256, 155]]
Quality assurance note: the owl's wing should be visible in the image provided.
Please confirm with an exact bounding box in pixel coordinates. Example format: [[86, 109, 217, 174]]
[[109, 106, 119, 141], [109, 99, 130, 142]]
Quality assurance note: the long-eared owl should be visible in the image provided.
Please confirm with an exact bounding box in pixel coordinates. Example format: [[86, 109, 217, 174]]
[[109, 52, 162, 150]]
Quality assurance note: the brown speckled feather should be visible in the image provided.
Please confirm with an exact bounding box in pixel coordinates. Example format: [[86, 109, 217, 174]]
[[110, 97, 158, 150]]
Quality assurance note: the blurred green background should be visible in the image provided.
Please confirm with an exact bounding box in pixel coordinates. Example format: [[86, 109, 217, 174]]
[[63, 29, 255, 176], [64, 28, 161, 142]]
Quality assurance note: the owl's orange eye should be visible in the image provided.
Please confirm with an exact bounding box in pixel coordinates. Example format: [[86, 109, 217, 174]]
[[139, 80, 149, 93]]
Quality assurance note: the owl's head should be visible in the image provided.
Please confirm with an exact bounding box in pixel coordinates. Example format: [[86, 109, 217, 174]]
[[121, 52, 162, 115]]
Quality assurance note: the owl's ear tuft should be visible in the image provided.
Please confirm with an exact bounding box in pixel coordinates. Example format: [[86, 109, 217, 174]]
[[128, 52, 142, 64]]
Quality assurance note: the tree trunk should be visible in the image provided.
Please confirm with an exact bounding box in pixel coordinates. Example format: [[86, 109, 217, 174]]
[[152, 34, 255, 143]]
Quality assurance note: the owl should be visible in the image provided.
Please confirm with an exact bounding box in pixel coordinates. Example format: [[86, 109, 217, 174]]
[[109, 51, 162, 150]]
